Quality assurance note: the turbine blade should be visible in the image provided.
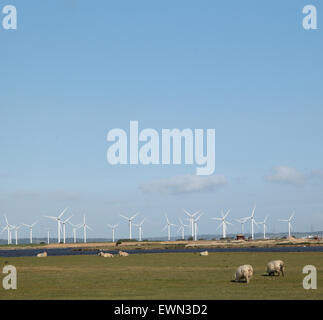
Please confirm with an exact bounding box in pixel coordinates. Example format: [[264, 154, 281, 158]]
[[120, 214, 129, 220], [216, 222, 223, 231], [31, 221, 38, 227], [58, 207, 68, 219], [44, 215, 57, 220], [183, 209, 192, 217], [130, 212, 139, 220], [64, 215, 73, 223]]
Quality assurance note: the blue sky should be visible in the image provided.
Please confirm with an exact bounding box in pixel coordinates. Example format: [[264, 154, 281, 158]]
[[0, 0, 322, 239]]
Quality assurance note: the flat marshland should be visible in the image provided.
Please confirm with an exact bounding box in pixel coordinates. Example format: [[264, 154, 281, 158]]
[[0, 252, 322, 300]]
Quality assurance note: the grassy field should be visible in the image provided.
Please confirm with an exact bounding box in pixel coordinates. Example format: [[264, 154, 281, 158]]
[[0, 252, 322, 300]]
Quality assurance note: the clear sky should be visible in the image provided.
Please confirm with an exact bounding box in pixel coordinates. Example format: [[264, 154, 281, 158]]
[[0, 0, 322, 239]]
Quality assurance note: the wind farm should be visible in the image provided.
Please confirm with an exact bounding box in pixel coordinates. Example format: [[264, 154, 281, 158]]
[[0, 206, 322, 246]]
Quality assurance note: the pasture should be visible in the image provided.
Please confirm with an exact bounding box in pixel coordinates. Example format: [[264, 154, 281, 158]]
[[0, 252, 322, 300]]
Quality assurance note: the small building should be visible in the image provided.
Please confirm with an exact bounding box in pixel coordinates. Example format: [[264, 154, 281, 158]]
[[236, 234, 245, 240]]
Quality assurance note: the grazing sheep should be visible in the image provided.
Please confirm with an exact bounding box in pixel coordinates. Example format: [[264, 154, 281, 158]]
[[118, 251, 129, 257], [199, 251, 209, 256], [234, 265, 253, 283], [267, 260, 285, 276], [36, 251, 47, 258]]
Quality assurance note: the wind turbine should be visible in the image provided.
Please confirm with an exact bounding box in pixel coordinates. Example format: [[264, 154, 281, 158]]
[[44, 207, 68, 243], [243, 206, 257, 240], [81, 215, 92, 243], [183, 209, 200, 238], [235, 217, 248, 234], [134, 219, 145, 241], [107, 224, 118, 243], [69, 221, 82, 243], [12, 225, 22, 245], [177, 218, 189, 240], [211, 210, 232, 239], [61, 215, 73, 244], [22, 221, 38, 244], [257, 216, 268, 239], [162, 215, 177, 241], [2, 216, 14, 245], [279, 213, 295, 238], [47, 230, 50, 244], [193, 213, 203, 241], [120, 213, 139, 240]]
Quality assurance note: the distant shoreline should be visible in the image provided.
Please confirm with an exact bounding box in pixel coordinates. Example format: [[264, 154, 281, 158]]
[[1, 237, 322, 251]]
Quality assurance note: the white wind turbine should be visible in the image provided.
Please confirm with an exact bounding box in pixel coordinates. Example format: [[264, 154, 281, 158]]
[[279, 213, 295, 238], [12, 225, 22, 245], [162, 215, 177, 241], [243, 206, 257, 240], [81, 215, 92, 243], [61, 215, 73, 244], [257, 216, 268, 239], [2, 216, 14, 245], [107, 224, 118, 243], [235, 217, 248, 234], [177, 218, 189, 240], [120, 213, 139, 240], [134, 219, 145, 241], [193, 213, 203, 241], [69, 221, 82, 243], [22, 221, 38, 244], [183, 209, 200, 238], [211, 210, 232, 239], [44, 207, 68, 243]]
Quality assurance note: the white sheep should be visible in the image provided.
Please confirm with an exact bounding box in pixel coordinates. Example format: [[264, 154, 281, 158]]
[[102, 253, 114, 258], [36, 251, 47, 258], [199, 251, 209, 256], [118, 251, 129, 257], [98, 251, 114, 258], [267, 260, 285, 276], [234, 264, 253, 283]]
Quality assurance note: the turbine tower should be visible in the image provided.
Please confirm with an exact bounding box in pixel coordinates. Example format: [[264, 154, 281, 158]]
[[107, 224, 118, 243], [162, 215, 177, 241], [183, 209, 200, 238], [2, 216, 14, 245], [12, 225, 22, 245], [177, 218, 189, 240], [193, 213, 203, 241], [257, 216, 268, 239], [211, 210, 232, 239], [69, 221, 82, 243], [61, 215, 73, 244], [120, 213, 138, 240], [134, 219, 145, 241], [22, 221, 38, 244], [243, 206, 257, 240], [235, 217, 248, 234], [279, 213, 295, 238], [81, 215, 92, 243], [44, 207, 68, 243]]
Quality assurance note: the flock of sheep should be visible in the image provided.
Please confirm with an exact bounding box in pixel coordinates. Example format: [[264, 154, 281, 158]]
[[199, 250, 285, 284], [36, 250, 285, 284], [234, 260, 285, 283], [98, 250, 129, 257]]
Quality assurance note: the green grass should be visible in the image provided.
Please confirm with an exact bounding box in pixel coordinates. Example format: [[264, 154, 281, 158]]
[[0, 252, 322, 300]]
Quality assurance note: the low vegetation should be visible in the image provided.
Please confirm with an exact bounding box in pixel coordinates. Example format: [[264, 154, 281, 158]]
[[0, 252, 322, 300]]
